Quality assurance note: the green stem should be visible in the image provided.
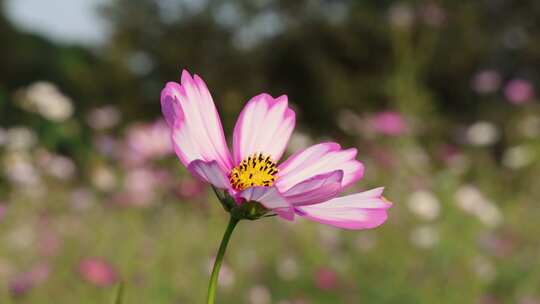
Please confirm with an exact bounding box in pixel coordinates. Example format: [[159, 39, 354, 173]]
[[207, 216, 239, 304]]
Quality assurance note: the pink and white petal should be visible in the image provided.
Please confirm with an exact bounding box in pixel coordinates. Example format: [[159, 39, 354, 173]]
[[187, 160, 231, 190], [238, 186, 294, 220], [160, 82, 183, 127], [161, 70, 232, 172], [295, 188, 392, 230], [276, 142, 364, 192], [283, 170, 344, 206], [232, 94, 295, 165]]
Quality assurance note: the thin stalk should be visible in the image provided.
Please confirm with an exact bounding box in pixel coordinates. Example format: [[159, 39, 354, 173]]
[[206, 216, 239, 304]]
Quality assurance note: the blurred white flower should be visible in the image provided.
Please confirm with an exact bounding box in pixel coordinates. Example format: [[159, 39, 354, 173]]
[[388, 3, 414, 29], [455, 185, 503, 228], [410, 225, 439, 249], [86, 105, 121, 130], [37, 150, 76, 180], [276, 257, 299, 281], [471, 70, 501, 94], [248, 285, 272, 304], [91, 166, 116, 192], [502, 145, 534, 169], [17, 81, 73, 122], [6, 225, 35, 251], [3, 152, 41, 187], [407, 190, 441, 221], [466, 121, 499, 146], [472, 256, 496, 282], [5, 127, 37, 151]]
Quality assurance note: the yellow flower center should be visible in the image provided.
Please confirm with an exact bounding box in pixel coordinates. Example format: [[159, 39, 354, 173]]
[[229, 153, 278, 190]]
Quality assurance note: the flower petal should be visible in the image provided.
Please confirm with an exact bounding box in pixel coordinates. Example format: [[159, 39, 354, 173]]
[[160, 84, 182, 127], [187, 160, 231, 189], [162, 70, 232, 172], [238, 186, 294, 220], [232, 94, 295, 165], [276, 142, 364, 192], [283, 170, 343, 206], [295, 187, 391, 230]]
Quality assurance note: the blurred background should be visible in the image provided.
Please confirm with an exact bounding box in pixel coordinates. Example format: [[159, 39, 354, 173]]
[[1, 0, 539, 303]]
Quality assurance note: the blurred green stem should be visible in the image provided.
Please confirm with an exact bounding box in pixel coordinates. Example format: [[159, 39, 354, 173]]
[[207, 216, 239, 304]]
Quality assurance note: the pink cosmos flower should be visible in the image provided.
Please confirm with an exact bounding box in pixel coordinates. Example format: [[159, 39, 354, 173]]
[[9, 264, 50, 297], [176, 177, 207, 199], [314, 267, 339, 291], [78, 258, 118, 287], [123, 119, 172, 166], [504, 79, 535, 104], [368, 111, 408, 136], [160, 70, 391, 229]]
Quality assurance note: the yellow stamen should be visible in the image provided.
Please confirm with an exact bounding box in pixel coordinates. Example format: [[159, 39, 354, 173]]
[[229, 153, 278, 190]]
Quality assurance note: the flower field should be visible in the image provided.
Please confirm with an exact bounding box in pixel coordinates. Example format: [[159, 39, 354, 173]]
[[1, 1, 540, 303]]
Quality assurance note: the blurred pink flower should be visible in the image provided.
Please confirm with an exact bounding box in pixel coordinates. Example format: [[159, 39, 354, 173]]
[[114, 168, 170, 207], [9, 275, 33, 297], [123, 119, 172, 166], [123, 168, 158, 205], [314, 267, 339, 291], [369, 111, 408, 136], [78, 258, 118, 287], [161, 70, 391, 229], [471, 70, 501, 94], [9, 264, 50, 297], [504, 79, 535, 104], [176, 177, 207, 199]]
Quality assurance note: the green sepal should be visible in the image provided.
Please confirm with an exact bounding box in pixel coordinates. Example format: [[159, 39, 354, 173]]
[[212, 187, 270, 220], [230, 201, 269, 221]]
